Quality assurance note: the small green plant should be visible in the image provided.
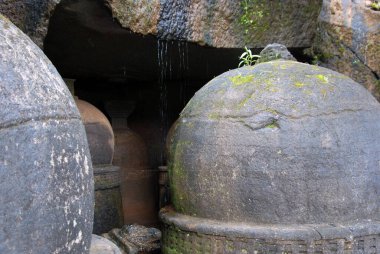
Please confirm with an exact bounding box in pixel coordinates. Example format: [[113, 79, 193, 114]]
[[370, 0, 380, 10], [240, 0, 265, 34], [238, 47, 260, 67]]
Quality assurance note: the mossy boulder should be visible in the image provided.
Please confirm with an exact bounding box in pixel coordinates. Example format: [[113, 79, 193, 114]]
[[168, 60, 380, 224]]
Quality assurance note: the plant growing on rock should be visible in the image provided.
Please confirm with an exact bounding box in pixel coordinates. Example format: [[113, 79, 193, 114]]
[[240, 0, 266, 34], [370, 0, 380, 10], [238, 47, 260, 67]]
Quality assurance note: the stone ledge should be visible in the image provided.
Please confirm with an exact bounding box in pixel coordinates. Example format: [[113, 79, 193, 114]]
[[160, 206, 380, 253]]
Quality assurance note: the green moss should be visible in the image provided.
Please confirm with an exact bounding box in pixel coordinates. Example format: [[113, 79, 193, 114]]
[[375, 79, 380, 93], [338, 45, 345, 54], [164, 246, 182, 254], [265, 108, 279, 115], [370, 1, 380, 11], [240, 0, 267, 34], [169, 140, 194, 213], [265, 119, 279, 129], [229, 74, 254, 86]]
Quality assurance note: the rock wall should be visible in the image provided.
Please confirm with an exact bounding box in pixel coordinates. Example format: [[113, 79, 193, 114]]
[[309, 0, 380, 100], [0, 0, 321, 49], [106, 0, 322, 48], [0, 0, 60, 48]]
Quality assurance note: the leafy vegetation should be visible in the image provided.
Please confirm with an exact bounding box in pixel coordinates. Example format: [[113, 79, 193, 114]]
[[370, 0, 380, 10], [240, 0, 266, 34], [238, 47, 260, 67]]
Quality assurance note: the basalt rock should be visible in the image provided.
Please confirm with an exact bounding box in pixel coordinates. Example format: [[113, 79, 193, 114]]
[[257, 43, 296, 63], [0, 0, 60, 48], [90, 234, 122, 254], [309, 0, 380, 101], [0, 15, 93, 253], [104, 224, 161, 254], [106, 0, 322, 48], [162, 60, 380, 253], [1, 0, 322, 49]]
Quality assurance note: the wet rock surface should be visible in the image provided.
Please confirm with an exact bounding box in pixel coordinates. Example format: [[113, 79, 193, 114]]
[[106, 0, 322, 48], [1, 0, 321, 49], [0, 16, 93, 253], [168, 60, 380, 224]]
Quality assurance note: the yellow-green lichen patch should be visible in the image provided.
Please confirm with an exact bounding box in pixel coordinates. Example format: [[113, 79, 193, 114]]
[[237, 97, 250, 109], [303, 89, 313, 96], [294, 82, 305, 88], [0, 14, 11, 29], [320, 88, 328, 98], [208, 112, 220, 120], [229, 74, 254, 87], [315, 74, 329, 83]]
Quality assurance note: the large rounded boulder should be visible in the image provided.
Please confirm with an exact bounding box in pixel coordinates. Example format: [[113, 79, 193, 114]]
[[0, 16, 94, 253], [168, 60, 380, 225]]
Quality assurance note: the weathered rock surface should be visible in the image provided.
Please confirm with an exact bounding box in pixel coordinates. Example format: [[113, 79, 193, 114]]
[[104, 224, 161, 254], [168, 60, 380, 224], [309, 0, 380, 100], [90, 234, 122, 254], [1, 0, 321, 49], [0, 0, 60, 47], [256, 43, 296, 63], [0, 15, 93, 253], [106, 0, 322, 48]]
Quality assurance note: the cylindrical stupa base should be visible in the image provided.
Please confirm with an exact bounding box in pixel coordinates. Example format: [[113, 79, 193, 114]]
[[94, 165, 124, 234], [160, 207, 380, 254], [158, 166, 170, 209]]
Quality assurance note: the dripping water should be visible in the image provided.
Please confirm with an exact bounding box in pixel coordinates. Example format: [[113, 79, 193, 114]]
[[178, 40, 189, 107], [157, 39, 169, 164]]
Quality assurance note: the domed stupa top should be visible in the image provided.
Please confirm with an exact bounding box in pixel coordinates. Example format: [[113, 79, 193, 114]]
[[168, 60, 380, 225], [76, 99, 115, 165]]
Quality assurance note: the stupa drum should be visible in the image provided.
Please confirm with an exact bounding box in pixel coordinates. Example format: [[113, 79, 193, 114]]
[[76, 99, 123, 234], [161, 60, 380, 253], [106, 101, 157, 226], [0, 16, 93, 253], [76, 99, 114, 165]]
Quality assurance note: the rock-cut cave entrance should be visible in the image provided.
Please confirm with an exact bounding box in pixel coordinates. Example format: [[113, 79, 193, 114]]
[[44, 0, 248, 167], [43, 0, 311, 231]]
